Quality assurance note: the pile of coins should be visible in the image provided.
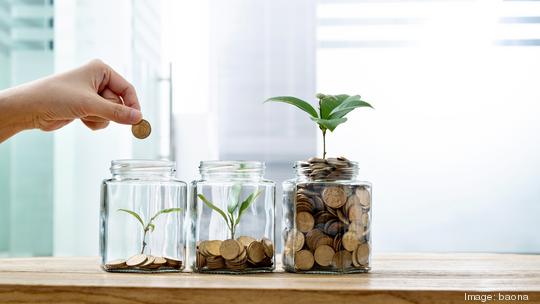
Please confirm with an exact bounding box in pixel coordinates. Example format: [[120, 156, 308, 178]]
[[104, 254, 182, 272], [196, 236, 274, 272], [283, 181, 371, 272], [298, 157, 356, 180]]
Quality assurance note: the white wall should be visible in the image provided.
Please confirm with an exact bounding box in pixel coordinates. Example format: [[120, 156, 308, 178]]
[[317, 1, 540, 253]]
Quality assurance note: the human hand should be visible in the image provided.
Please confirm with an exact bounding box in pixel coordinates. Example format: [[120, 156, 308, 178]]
[[0, 59, 142, 140]]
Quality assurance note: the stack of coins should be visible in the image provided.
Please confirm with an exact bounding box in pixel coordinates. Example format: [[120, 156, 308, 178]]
[[283, 181, 371, 272], [298, 157, 356, 180], [196, 236, 274, 272], [104, 254, 182, 272]]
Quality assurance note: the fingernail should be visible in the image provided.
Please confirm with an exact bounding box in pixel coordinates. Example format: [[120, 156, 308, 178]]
[[130, 109, 142, 123]]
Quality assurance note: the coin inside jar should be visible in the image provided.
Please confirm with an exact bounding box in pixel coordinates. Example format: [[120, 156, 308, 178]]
[[314, 245, 335, 267], [322, 186, 347, 208], [126, 254, 147, 267], [131, 119, 151, 139], [295, 249, 315, 271], [220, 239, 242, 260]]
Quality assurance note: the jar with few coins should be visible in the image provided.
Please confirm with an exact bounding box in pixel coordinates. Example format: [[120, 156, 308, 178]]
[[282, 157, 372, 274], [100, 160, 187, 273], [191, 161, 275, 274]]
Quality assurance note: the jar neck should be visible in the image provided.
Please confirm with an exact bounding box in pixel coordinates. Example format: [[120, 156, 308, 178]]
[[295, 158, 358, 181], [110, 159, 175, 180], [199, 161, 265, 181]]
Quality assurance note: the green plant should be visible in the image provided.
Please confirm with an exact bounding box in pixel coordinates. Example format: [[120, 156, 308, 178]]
[[118, 207, 182, 254], [265, 93, 373, 159], [198, 184, 262, 239]]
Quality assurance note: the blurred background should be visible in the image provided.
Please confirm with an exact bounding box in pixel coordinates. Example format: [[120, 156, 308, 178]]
[[1, 0, 539, 257]]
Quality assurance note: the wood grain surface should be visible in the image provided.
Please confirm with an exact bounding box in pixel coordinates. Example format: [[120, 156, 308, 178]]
[[0, 253, 538, 304]]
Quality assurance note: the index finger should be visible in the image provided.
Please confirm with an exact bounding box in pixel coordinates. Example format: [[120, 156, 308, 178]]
[[104, 66, 141, 110]]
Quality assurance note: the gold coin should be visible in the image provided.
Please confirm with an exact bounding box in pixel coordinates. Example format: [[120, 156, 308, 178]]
[[228, 247, 247, 264], [322, 187, 347, 208], [348, 221, 364, 236], [206, 256, 225, 270], [355, 187, 371, 209], [220, 239, 242, 260], [295, 249, 315, 271], [286, 229, 305, 252], [139, 255, 156, 268], [152, 256, 167, 266], [126, 254, 147, 267], [352, 246, 361, 267], [164, 257, 182, 268], [348, 204, 363, 222], [261, 238, 274, 258], [361, 212, 369, 227], [296, 212, 315, 233], [314, 244, 335, 267], [237, 235, 256, 248], [315, 235, 333, 249], [104, 259, 127, 269], [333, 250, 352, 269], [200, 240, 222, 257], [131, 119, 151, 139], [342, 231, 360, 252], [356, 243, 370, 266], [196, 252, 207, 269], [247, 241, 266, 264]]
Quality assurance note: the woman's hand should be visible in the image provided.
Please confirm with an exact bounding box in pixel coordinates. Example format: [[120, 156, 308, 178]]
[[0, 59, 142, 142]]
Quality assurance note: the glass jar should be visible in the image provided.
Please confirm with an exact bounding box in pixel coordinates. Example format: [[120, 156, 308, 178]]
[[282, 158, 372, 274], [191, 161, 275, 274], [100, 160, 187, 273]]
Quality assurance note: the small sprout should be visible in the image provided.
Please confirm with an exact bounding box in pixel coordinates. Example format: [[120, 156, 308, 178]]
[[118, 207, 182, 254], [265, 93, 373, 159], [198, 185, 262, 239]]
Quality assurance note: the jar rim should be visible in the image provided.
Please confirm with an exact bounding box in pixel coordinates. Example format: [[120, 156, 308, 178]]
[[111, 159, 175, 175], [199, 160, 265, 178]]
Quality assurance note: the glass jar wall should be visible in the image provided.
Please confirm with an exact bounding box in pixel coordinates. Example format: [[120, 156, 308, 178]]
[[191, 161, 275, 274], [282, 158, 372, 274], [100, 160, 187, 273]]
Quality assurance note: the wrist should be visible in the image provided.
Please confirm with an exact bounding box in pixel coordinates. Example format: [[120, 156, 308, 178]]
[[0, 87, 35, 134]]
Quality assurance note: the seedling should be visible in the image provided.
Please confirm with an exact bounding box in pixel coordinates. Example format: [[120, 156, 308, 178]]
[[118, 207, 182, 254], [198, 184, 262, 239], [265, 93, 373, 159]]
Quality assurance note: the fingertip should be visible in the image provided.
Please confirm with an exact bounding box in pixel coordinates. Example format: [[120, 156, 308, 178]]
[[130, 109, 143, 124]]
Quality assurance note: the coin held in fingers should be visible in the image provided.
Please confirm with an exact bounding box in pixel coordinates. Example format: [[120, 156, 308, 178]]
[[132, 119, 151, 139]]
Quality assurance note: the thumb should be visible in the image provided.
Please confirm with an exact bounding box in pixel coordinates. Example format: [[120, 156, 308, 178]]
[[85, 96, 142, 125]]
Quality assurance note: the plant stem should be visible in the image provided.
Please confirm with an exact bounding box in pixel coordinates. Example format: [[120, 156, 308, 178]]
[[322, 129, 327, 159], [140, 228, 148, 254], [231, 219, 236, 239]]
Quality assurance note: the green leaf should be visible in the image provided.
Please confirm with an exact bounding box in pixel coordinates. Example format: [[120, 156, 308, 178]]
[[234, 190, 262, 226], [198, 194, 231, 230], [117, 209, 145, 229], [310, 117, 348, 132], [319, 94, 349, 119], [148, 207, 182, 224], [329, 95, 373, 119], [265, 96, 319, 118], [227, 184, 242, 214], [147, 223, 155, 232]]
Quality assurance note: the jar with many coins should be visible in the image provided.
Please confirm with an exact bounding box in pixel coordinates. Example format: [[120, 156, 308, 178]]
[[100, 160, 187, 273], [191, 161, 275, 274], [282, 157, 372, 273]]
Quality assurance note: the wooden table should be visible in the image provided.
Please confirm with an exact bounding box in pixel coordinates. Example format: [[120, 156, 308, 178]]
[[0, 253, 539, 303]]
